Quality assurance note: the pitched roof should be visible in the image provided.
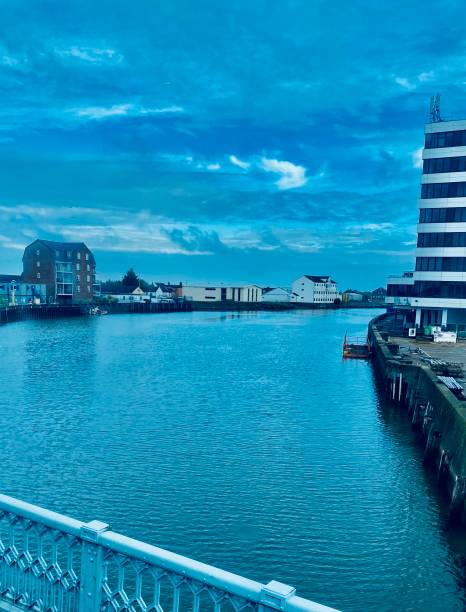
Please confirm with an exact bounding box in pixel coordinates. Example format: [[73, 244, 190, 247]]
[[37, 239, 88, 250], [304, 275, 335, 283]]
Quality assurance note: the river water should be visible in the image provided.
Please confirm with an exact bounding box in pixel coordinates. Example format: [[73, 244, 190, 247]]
[[0, 308, 465, 611]]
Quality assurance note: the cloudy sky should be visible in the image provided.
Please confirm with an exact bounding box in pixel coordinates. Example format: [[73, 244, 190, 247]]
[[1, 0, 465, 288]]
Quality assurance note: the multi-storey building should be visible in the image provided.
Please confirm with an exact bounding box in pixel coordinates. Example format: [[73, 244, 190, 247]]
[[387, 118, 466, 329], [291, 275, 338, 304], [22, 239, 98, 304]]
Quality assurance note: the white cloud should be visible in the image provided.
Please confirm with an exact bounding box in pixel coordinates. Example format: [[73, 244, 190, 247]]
[[229, 155, 250, 170], [69, 104, 184, 120], [58, 46, 123, 63], [140, 106, 184, 115], [412, 147, 423, 169], [418, 71, 434, 82], [207, 163, 221, 170], [1, 55, 20, 67], [71, 104, 132, 119], [260, 158, 307, 189], [394, 76, 416, 90]]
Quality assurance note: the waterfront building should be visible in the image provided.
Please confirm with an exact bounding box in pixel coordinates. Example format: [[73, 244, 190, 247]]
[[0, 274, 46, 306], [181, 284, 262, 302], [262, 287, 297, 302], [371, 287, 387, 302], [22, 239, 97, 304], [150, 284, 176, 302], [387, 116, 466, 328], [342, 291, 363, 303], [291, 275, 338, 304], [103, 286, 148, 303]]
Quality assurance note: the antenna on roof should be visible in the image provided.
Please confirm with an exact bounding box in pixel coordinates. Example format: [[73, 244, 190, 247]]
[[430, 93, 441, 123]]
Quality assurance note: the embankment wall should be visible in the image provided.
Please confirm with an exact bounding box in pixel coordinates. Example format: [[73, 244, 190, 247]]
[[369, 315, 466, 524]]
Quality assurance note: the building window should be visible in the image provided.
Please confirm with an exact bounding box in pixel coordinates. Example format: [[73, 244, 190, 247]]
[[85, 253, 89, 261], [36, 249, 40, 256], [67, 250, 72, 258], [425, 130, 466, 149], [56, 250, 60, 258], [87, 264, 90, 272], [36, 261, 40, 267], [421, 182, 466, 199], [36, 272, 40, 279], [76, 263, 80, 271], [87, 275, 90, 282], [77, 252, 81, 260], [87, 285, 90, 292], [77, 285, 81, 292]]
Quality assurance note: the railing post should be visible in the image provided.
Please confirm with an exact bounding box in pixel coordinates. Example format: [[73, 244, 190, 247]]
[[79, 520, 110, 611], [259, 580, 296, 611]]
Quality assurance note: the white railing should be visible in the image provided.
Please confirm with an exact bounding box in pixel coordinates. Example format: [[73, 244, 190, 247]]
[[0, 494, 338, 612]]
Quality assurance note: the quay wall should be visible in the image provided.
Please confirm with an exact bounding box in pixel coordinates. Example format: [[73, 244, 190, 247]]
[[369, 315, 466, 523], [0, 304, 83, 325]]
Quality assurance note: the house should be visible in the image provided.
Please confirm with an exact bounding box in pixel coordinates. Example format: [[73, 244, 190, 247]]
[[0, 274, 46, 306], [291, 275, 338, 304], [150, 284, 176, 303], [103, 286, 148, 303], [181, 285, 262, 303], [22, 239, 97, 304], [262, 287, 297, 303]]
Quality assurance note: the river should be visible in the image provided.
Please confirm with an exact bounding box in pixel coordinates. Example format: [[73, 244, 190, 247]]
[[0, 308, 465, 611]]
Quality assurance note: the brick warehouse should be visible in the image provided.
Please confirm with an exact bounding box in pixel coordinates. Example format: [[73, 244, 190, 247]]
[[22, 239, 98, 304]]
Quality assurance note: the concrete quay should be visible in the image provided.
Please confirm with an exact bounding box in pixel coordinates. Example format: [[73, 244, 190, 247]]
[[369, 313, 466, 524]]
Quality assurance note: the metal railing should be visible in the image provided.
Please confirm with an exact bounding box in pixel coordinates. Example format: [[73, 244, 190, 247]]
[[0, 494, 338, 612]]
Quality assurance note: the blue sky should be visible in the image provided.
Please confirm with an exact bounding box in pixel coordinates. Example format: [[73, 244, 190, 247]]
[[0, 0, 465, 289]]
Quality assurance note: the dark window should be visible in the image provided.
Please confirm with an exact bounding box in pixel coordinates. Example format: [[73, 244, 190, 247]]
[[425, 130, 466, 149], [417, 232, 466, 247], [423, 156, 466, 174], [421, 182, 466, 199], [415, 257, 466, 272]]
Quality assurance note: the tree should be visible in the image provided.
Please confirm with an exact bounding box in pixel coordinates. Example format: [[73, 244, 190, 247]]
[[121, 268, 139, 289]]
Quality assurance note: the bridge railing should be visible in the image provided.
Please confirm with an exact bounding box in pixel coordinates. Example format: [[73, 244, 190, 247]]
[[0, 494, 338, 612]]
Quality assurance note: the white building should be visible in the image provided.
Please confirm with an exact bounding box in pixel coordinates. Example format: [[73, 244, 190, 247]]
[[181, 285, 262, 303], [387, 116, 466, 328], [262, 287, 297, 303], [291, 275, 338, 304], [105, 286, 148, 303]]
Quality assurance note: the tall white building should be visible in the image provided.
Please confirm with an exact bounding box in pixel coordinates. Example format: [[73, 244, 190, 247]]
[[387, 117, 466, 328], [292, 275, 338, 304]]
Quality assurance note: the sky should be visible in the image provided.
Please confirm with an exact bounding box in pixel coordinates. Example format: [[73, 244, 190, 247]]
[[0, 0, 465, 289]]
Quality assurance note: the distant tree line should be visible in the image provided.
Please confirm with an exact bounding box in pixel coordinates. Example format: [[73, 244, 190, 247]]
[[100, 268, 157, 293]]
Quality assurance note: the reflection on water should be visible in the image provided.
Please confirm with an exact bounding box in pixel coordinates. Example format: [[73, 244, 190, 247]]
[[0, 309, 465, 611]]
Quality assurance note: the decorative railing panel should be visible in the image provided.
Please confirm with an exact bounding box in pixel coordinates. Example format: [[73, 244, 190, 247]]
[[0, 494, 338, 612]]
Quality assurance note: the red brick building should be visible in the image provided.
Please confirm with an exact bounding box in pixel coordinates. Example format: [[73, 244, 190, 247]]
[[22, 239, 97, 304]]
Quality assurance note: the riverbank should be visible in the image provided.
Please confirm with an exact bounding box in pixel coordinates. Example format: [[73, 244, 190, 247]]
[[369, 312, 466, 524]]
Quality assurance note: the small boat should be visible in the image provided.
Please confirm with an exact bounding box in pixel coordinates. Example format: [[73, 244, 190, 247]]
[[89, 307, 109, 316], [342, 333, 371, 359]]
